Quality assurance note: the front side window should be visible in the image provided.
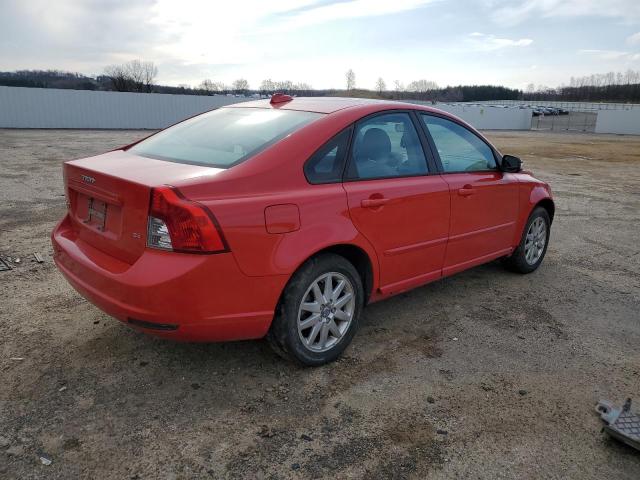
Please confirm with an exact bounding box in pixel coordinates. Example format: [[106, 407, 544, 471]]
[[421, 115, 497, 172], [130, 108, 322, 168], [304, 127, 351, 184], [347, 112, 428, 180]]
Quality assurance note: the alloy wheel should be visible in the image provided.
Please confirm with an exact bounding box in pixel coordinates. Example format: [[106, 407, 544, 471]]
[[297, 272, 356, 352], [524, 217, 547, 265]]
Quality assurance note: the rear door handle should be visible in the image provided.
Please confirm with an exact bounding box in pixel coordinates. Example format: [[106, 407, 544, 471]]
[[458, 185, 476, 197], [361, 197, 390, 208]]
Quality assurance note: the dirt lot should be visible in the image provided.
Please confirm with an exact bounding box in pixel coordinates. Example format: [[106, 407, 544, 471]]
[[1, 129, 639, 479]]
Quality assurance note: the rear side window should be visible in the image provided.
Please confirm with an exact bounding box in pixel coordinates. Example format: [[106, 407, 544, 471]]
[[421, 115, 497, 172], [130, 108, 322, 168], [346, 112, 428, 180], [304, 128, 352, 184]]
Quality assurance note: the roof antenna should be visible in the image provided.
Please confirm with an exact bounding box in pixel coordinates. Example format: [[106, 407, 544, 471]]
[[270, 93, 293, 105]]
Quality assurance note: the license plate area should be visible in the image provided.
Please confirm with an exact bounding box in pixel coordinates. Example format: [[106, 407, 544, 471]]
[[84, 197, 108, 231], [71, 190, 123, 237]]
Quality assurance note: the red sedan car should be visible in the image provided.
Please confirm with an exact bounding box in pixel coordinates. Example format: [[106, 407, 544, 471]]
[[52, 95, 553, 365]]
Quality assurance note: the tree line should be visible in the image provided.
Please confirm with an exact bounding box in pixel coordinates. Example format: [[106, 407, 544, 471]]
[[2, 63, 640, 103], [523, 70, 640, 102]]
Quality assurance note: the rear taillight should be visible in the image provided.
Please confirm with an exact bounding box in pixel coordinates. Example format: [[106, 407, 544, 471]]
[[147, 186, 228, 254]]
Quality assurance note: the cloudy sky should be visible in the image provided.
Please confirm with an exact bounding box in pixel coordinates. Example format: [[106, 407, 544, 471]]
[[1, 0, 639, 90]]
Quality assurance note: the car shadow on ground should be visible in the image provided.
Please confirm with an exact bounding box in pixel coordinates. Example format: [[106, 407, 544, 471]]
[[67, 257, 520, 385], [88, 259, 508, 350]]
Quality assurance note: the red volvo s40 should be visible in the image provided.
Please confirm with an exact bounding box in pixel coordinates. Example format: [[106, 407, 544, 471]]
[[52, 95, 554, 365]]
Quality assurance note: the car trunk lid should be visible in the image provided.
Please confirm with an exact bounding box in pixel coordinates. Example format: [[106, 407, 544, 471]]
[[64, 150, 223, 264]]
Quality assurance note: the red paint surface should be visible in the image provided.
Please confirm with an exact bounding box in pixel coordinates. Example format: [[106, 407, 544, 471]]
[[53, 97, 554, 341]]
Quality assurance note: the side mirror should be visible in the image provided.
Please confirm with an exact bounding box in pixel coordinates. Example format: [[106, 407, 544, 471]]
[[501, 154, 522, 173]]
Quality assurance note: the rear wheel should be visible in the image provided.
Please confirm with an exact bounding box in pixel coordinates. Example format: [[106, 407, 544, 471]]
[[267, 253, 364, 366], [503, 207, 551, 273]]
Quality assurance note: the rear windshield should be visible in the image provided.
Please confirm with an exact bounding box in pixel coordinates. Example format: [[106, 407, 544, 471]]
[[129, 107, 322, 168]]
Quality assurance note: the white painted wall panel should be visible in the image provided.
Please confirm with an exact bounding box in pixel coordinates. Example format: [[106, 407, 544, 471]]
[[406, 101, 532, 130], [0, 87, 535, 130], [434, 105, 533, 130], [595, 110, 640, 135], [0, 86, 249, 129], [477, 100, 640, 112]]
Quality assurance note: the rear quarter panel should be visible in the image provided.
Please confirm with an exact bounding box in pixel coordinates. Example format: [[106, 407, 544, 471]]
[[174, 108, 382, 291], [204, 185, 379, 279]]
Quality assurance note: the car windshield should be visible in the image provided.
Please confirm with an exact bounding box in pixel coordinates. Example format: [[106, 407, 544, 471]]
[[129, 107, 322, 168]]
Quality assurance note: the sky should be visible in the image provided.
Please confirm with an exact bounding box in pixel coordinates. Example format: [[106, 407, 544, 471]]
[[1, 0, 639, 90]]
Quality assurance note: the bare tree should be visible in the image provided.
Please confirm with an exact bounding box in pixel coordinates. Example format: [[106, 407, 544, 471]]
[[139, 61, 157, 92], [104, 60, 157, 92], [394, 80, 404, 92], [406, 79, 438, 92], [125, 60, 157, 92], [274, 80, 293, 91], [375, 77, 386, 94], [232, 78, 249, 94], [200, 79, 224, 94], [346, 69, 356, 91], [260, 79, 312, 95], [104, 64, 132, 92], [260, 79, 275, 92], [129, 60, 158, 93]]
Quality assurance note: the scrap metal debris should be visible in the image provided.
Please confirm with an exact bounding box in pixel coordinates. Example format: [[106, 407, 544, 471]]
[[0, 258, 11, 271], [33, 253, 44, 263], [596, 398, 640, 451]]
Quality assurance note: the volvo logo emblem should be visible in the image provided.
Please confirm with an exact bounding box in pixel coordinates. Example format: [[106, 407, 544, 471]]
[[81, 174, 96, 184]]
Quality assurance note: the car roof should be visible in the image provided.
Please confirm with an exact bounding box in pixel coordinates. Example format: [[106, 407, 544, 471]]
[[226, 96, 429, 114]]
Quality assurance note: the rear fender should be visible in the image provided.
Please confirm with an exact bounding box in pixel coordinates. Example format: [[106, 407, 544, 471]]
[[204, 185, 381, 296]]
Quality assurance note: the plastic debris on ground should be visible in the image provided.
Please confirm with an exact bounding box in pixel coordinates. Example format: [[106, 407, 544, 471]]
[[596, 398, 640, 451]]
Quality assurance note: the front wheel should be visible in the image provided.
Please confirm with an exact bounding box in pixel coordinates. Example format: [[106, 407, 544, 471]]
[[267, 253, 364, 366], [503, 207, 551, 273]]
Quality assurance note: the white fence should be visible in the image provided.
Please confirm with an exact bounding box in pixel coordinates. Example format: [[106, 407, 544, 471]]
[[595, 110, 640, 135], [408, 101, 532, 130], [2, 86, 638, 134], [432, 104, 533, 130], [0, 86, 533, 131], [0, 86, 248, 129], [475, 99, 640, 112]]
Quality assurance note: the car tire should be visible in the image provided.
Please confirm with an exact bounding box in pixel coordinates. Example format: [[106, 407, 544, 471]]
[[266, 253, 364, 366], [503, 207, 551, 274]]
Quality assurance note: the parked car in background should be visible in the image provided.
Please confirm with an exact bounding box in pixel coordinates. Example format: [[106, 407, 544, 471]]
[[52, 95, 554, 366]]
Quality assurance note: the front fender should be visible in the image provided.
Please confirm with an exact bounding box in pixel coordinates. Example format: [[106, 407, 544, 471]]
[[513, 179, 554, 245]]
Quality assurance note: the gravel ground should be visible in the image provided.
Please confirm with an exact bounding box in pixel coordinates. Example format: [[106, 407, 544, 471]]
[[1, 129, 639, 479]]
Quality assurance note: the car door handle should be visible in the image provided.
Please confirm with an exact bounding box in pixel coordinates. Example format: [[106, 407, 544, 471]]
[[458, 185, 477, 197], [361, 197, 390, 208]]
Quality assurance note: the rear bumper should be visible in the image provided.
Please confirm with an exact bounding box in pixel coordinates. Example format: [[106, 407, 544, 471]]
[[52, 215, 287, 342]]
